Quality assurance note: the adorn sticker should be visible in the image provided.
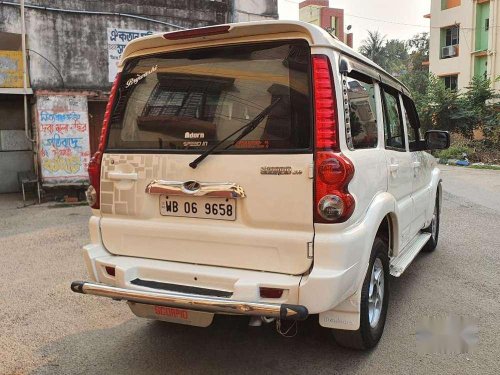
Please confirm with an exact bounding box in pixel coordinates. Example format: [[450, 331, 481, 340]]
[[184, 132, 205, 139]]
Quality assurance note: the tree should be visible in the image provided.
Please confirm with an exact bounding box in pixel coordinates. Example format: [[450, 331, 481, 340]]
[[382, 39, 409, 76], [418, 75, 459, 133], [401, 33, 430, 102], [418, 75, 499, 140], [400, 33, 430, 121], [359, 30, 386, 67], [358, 30, 499, 149], [451, 76, 500, 140]]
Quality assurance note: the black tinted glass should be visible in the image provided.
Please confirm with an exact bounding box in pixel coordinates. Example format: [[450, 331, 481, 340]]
[[106, 40, 312, 152]]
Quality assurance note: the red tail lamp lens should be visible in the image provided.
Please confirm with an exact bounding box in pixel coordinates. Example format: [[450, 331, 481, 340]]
[[105, 266, 116, 277], [259, 287, 284, 299], [87, 72, 121, 209], [318, 157, 348, 186], [312, 55, 338, 151], [311, 54, 355, 223]]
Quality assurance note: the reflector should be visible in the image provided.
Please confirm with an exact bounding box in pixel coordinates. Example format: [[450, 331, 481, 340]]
[[259, 287, 284, 299], [105, 266, 116, 277]]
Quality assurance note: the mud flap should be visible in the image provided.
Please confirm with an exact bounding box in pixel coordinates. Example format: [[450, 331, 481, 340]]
[[319, 290, 361, 330]]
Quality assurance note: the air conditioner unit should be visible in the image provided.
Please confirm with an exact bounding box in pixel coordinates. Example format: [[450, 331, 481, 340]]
[[442, 45, 457, 58]]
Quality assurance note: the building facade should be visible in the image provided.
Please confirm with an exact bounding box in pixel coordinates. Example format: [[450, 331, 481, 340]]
[[298, 0, 353, 48], [0, 0, 277, 193], [428, 0, 500, 92]]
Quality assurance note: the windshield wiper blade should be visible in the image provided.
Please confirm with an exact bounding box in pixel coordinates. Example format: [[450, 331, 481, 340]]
[[189, 98, 281, 169]]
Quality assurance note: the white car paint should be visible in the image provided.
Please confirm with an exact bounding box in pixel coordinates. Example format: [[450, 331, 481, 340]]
[[79, 20, 442, 331]]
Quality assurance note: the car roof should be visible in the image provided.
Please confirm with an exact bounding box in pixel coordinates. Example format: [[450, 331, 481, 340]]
[[120, 20, 410, 95]]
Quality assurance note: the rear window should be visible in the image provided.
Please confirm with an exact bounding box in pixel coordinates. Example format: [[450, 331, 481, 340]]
[[106, 40, 312, 152]]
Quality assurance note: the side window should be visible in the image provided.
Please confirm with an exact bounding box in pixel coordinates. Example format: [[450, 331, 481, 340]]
[[381, 87, 406, 151], [346, 73, 378, 149], [402, 95, 423, 151]]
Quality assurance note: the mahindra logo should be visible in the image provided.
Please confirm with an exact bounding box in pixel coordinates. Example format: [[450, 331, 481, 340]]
[[183, 180, 201, 192], [184, 132, 205, 139]]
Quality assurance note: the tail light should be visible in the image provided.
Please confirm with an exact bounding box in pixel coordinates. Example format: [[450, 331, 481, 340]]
[[312, 55, 355, 223], [86, 73, 121, 209], [259, 287, 284, 299]]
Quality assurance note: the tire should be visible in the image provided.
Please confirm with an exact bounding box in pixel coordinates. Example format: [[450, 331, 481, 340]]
[[422, 193, 440, 253], [332, 238, 390, 350]]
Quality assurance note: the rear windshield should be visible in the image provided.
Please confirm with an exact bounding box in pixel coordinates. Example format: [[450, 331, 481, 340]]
[[106, 40, 312, 152]]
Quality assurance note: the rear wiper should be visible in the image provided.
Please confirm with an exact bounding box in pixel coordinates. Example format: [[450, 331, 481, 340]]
[[189, 98, 281, 169]]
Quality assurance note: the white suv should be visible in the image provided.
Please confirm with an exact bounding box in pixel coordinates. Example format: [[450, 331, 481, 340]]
[[72, 21, 450, 350]]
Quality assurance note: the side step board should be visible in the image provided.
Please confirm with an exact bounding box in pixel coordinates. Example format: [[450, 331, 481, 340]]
[[390, 233, 431, 277]]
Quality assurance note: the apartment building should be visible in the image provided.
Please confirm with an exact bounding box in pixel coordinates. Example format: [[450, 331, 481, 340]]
[[428, 0, 499, 92], [299, 0, 353, 48]]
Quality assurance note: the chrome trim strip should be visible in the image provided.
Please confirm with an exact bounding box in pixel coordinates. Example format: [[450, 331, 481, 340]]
[[71, 281, 308, 320], [145, 180, 246, 199]]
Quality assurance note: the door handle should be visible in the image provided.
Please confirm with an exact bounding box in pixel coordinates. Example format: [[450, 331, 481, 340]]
[[389, 163, 399, 172], [412, 161, 421, 168], [145, 180, 246, 199], [108, 172, 138, 181]]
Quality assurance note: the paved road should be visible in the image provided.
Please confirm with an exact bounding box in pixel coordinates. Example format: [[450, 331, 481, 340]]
[[0, 166, 499, 375]]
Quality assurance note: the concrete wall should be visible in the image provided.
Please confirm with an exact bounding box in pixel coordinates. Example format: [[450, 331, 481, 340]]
[[0, 0, 232, 90], [232, 0, 278, 22], [429, 0, 474, 91], [0, 0, 277, 90], [0, 96, 33, 193]]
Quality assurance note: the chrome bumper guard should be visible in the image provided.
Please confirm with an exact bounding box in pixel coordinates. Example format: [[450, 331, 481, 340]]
[[71, 281, 309, 321]]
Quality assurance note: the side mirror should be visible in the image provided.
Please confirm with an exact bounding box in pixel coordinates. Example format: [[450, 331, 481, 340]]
[[425, 130, 450, 150]]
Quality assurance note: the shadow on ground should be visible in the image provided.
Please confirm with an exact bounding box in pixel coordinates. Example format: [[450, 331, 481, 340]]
[[31, 269, 426, 375]]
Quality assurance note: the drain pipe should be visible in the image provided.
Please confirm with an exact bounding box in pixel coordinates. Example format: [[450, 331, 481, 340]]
[[20, 0, 34, 143], [20, 0, 40, 192]]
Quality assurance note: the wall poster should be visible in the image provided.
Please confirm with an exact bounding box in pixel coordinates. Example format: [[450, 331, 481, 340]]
[[107, 28, 153, 82], [37, 95, 90, 185]]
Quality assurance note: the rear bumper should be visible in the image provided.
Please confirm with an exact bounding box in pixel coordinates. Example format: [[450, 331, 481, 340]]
[[77, 216, 365, 315], [71, 280, 308, 320]]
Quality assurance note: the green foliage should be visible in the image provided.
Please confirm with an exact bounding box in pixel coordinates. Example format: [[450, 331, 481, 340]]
[[401, 33, 430, 103], [418, 75, 460, 132], [382, 39, 409, 77], [461, 76, 500, 142], [417, 75, 499, 141], [450, 76, 500, 139], [358, 30, 500, 157], [435, 145, 473, 160], [469, 164, 500, 170], [359, 30, 386, 67]]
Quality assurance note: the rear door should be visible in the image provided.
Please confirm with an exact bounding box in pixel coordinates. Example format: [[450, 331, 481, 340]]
[[99, 40, 314, 275], [402, 95, 432, 236], [380, 85, 413, 249]]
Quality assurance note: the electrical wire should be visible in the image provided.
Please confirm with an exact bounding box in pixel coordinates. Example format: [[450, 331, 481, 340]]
[[281, 1, 500, 31], [0, 1, 186, 29], [26, 49, 65, 88]]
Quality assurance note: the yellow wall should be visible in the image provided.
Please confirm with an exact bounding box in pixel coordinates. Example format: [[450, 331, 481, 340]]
[[0, 50, 25, 88]]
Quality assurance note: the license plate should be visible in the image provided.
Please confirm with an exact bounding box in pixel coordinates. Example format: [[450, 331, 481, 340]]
[[128, 302, 214, 327], [160, 195, 236, 221]]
